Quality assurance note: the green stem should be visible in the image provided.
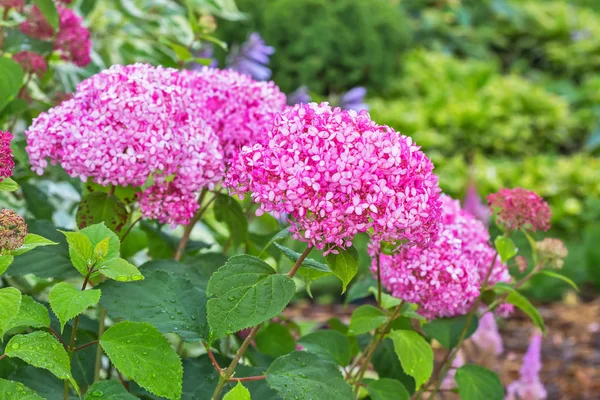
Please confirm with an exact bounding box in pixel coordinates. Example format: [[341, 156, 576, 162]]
[[94, 306, 107, 382], [376, 252, 382, 308]]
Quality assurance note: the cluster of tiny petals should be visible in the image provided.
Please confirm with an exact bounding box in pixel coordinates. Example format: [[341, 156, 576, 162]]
[[373, 195, 510, 318], [26, 63, 225, 225], [488, 187, 551, 232], [182, 68, 287, 160], [0, 131, 14, 182], [0, 209, 27, 251], [536, 238, 568, 270], [226, 102, 443, 252], [20, 6, 53, 39], [13, 51, 47, 76]]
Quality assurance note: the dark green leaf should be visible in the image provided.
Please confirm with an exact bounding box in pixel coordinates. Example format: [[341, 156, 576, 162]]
[[0, 379, 45, 399], [297, 330, 351, 366], [20, 183, 54, 220], [7, 295, 50, 331], [455, 364, 504, 400], [255, 324, 296, 358], [325, 248, 359, 293], [372, 339, 416, 393], [423, 315, 479, 349], [0, 58, 24, 112], [366, 378, 410, 400], [49, 283, 101, 332], [344, 275, 377, 305], [85, 380, 138, 399], [389, 330, 433, 390], [348, 305, 386, 335], [76, 192, 129, 234], [259, 228, 291, 256], [214, 194, 248, 247], [538, 270, 579, 291], [274, 243, 330, 272]]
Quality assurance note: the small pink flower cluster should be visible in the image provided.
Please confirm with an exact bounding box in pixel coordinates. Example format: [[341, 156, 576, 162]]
[[374, 195, 510, 318], [183, 68, 286, 160], [226, 102, 443, 252], [506, 332, 547, 400], [0, 131, 14, 182], [13, 51, 48, 76], [0, 209, 27, 251], [488, 187, 551, 233], [26, 64, 224, 225], [20, 6, 54, 39], [0, 0, 24, 11]]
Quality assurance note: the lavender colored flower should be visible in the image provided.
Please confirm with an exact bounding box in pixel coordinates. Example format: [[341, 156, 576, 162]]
[[227, 32, 274, 81], [471, 311, 503, 355], [338, 87, 369, 112], [287, 86, 311, 106], [506, 332, 547, 400], [463, 183, 490, 227], [188, 46, 218, 71]]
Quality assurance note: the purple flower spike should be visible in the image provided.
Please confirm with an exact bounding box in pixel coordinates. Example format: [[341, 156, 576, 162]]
[[227, 32, 274, 81], [287, 86, 311, 105]]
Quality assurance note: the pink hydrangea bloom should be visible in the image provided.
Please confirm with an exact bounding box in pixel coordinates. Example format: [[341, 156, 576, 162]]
[[488, 188, 551, 233], [183, 68, 286, 160], [20, 6, 54, 40], [471, 311, 504, 355], [0, 131, 14, 182], [26, 63, 225, 225], [226, 102, 443, 252], [506, 332, 547, 400], [13, 51, 48, 76]]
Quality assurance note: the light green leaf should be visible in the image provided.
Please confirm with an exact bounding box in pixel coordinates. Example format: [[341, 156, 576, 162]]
[[297, 330, 351, 366], [348, 305, 386, 335], [0, 287, 21, 339], [366, 378, 410, 400], [493, 283, 545, 332], [85, 380, 137, 399], [80, 223, 121, 262], [214, 194, 248, 248], [76, 192, 129, 234], [169, 43, 193, 62], [0, 256, 14, 276], [455, 364, 504, 400], [423, 315, 479, 349], [97, 258, 144, 282], [367, 287, 401, 309], [60, 231, 93, 276], [7, 295, 50, 331], [389, 330, 434, 390], [0, 58, 24, 112], [49, 282, 101, 332], [32, 0, 59, 31], [266, 351, 353, 400], [494, 236, 517, 263], [223, 382, 251, 400], [274, 243, 331, 272], [399, 302, 427, 322], [0, 177, 19, 192], [255, 324, 296, 358], [0, 379, 45, 400], [206, 255, 296, 340], [539, 270, 579, 291], [10, 234, 57, 256], [93, 237, 111, 260], [325, 248, 359, 293], [100, 321, 183, 400]]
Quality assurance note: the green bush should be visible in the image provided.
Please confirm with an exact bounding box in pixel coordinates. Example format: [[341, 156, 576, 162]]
[[217, 0, 412, 95]]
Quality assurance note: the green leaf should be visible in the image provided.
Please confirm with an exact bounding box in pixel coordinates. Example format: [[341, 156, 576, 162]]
[[366, 378, 410, 400], [494, 236, 517, 263], [32, 0, 59, 31], [345, 275, 377, 305], [367, 287, 401, 309], [423, 315, 479, 349], [49, 282, 101, 332], [259, 228, 291, 257], [0, 58, 24, 112], [539, 270, 579, 292], [223, 382, 251, 400], [100, 321, 182, 400], [85, 380, 138, 399], [80, 223, 121, 263], [455, 364, 504, 400], [0, 287, 21, 339], [0, 177, 19, 192], [100, 269, 209, 342], [93, 237, 110, 260], [389, 330, 433, 390], [372, 339, 415, 394], [76, 192, 129, 234], [493, 283, 545, 332], [169, 43, 193, 62], [266, 351, 353, 400], [214, 194, 248, 248], [20, 183, 54, 220], [255, 324, 296, 358], [325, 248, 359, 293], [7, 295, 50, 331], [206, 255, 296, 340], [0, 256, 13, 276], [10, 234, 57, 256], [297, 330, 351, 366], [0, 379, 45, 400], [60, 231, 93, 276], [348, 305, 386, 335], [97, 258, 144, 282], [274, 243, 331, 272]]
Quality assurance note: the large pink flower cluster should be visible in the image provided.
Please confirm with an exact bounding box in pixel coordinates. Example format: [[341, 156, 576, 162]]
[[26, 63, 224, 225], [226, 102, 443, 252], [374, 195, 510, 318], [488, 187, 551, 233], [0, 131, 14, 182], [183, 68, 286, 160]]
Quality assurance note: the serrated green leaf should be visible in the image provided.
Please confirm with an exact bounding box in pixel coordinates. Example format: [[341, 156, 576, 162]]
[[389, 330, 433, 390], [85, 380, 137, 399], [207, 255, 296, 340], [0, 379, 45, 400], [266, 351, 353, 400], [0, 255, 13, 276], [367, 287, 401, 309], [93, 237, 110, 260], [80, 223, 121, 262], [223, 382, 251, 400], [0, 58, 24, 112], [60, 231, 93, 276], [76, 192, 129, 234], [0, 287, 21, 339], [366, 378, 410, 400], [32, 0, 59, 31], [100, 321, 183, 400], [97, 258, 144, 282], [493, 283, 545, 332], [372, 339, 415, 394], [7, 295, 50, 331], [0, 177, 19, 192], [494, 236, 517, 263], [274, 243, 331, 272], [325, 248, 359, 293], [10, 234, 57, 256], [455, 364, 504, 400], [348, 305, 386, 335], [214, 194, 248, 248], [423, 315, 479, 349], [255, 324, 296, 358], [297, 330, 351, 366], [49, 282, 101, 332], [539, 270, 579, 291]]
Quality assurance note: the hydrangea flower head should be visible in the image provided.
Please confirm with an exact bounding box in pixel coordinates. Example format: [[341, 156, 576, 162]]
[[183, 68, 286, 160], [536, 238, 568, 270], [0, 131, 14, 182], [506, 332, 547, 400], [0, 209, 27, 251], [25, 63, 224, 225], [1, 0, 24, 11], [13, 51, 47, 76], [227, 102, 443, 253], [488, 188, 551, 233], [20, 6, 54, 39]]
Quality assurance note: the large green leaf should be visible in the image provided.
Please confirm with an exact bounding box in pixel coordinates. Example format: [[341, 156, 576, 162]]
[[455, 364, 504, 400], [0, 379, 45, 400], [423, 315, 479, 349], [266, 351, 353, 400], [76, 192, 129, 234], [493, 283, 545, 332], [0, 287, 21, 339], [255, 324, 296, 358], [366, 378, 410, 400], [85, 380, 138, 399], [97, 258, 144, 282], [214, 194, 248, 247], [372, 339, 416, 394], [325, 248, 359, 293], [7, 295, 50, 331], [10, 234, 57, 257], [223, 382, 251, 400], [61, 231, 93, 276], [80, 223, 121, 262], [100, 269, 208, 341], [49, 283, 101, 332], [494, 237, 517, 263], [32, 0, 59, 31], [389, 330, 433, 390], [0, 256, 13, 276], [0, 58, 24, 112], [0, 178, 19, 192], [348, 305, 386, 335], [8, 367, 71, 400], [100, 321, 183, 400], [297, 330, 351, 366], [206, 255, 295, 340]]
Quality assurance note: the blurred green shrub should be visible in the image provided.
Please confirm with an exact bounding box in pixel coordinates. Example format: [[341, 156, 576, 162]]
[[216, 0, 412, 94]]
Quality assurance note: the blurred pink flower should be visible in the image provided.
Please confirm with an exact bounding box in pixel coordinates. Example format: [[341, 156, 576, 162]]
[[488, 188, 551, 233], [506, 332, 547, 400], [0, 131, 14, 183], [471, 312, 503, 355], [463, 183, 490, 227], [13, 51, 47, 76]]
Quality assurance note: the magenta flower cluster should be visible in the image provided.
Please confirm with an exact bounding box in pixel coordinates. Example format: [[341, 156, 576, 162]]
[[13, 51, 48, 77], [0, 131, 14, 183], [374, 195, 510, 318], [488, 187, 551, 233], [226, 102, 443, 252]]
